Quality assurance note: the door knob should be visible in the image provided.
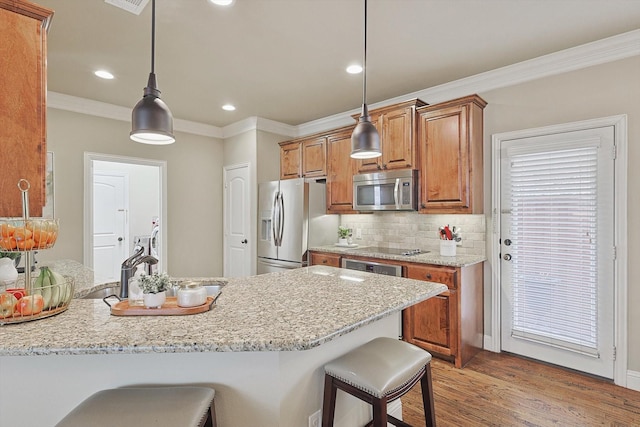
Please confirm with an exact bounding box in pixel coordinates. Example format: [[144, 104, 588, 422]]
[[503, 254, 512, 261], [504, 239, 512, 246], [117, 237, 123, 242], [241, 239, 248, 244]]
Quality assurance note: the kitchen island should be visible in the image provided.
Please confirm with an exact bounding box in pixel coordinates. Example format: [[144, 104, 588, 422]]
[[0, 265, 446, 427]]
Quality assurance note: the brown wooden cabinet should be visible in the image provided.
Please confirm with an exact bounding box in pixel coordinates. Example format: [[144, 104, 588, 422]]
[[0, 0, 53, 217], [417, 94, 486, 214], [279, 140, 301, 180], [326, 126, 357, 213], [403, 262, 483, 368], [301, 136, 327, 178], [355, 99, 426, 173], [309, 252, 341, 267], [279, 135, 327, 180]]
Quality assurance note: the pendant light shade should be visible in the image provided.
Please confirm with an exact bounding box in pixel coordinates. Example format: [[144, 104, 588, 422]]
[[351, 0, 380, 159], [130, 0, 175, 144]]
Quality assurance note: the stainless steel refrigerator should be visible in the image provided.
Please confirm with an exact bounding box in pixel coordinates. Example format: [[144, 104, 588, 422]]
[[257, 178, 339, 274]]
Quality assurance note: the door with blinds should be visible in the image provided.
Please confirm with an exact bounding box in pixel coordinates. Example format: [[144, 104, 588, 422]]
[[500, 126, 615, 378]]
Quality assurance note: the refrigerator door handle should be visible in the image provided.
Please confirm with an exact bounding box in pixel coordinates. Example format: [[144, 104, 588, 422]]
[[272, 192, 280, 246], [394, 178, 401, 209], [278, 191, 285, 246]]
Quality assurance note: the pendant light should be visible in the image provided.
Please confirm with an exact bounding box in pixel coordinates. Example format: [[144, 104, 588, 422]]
[[350, 0, 381, 159], [130, 0, 175, 144]]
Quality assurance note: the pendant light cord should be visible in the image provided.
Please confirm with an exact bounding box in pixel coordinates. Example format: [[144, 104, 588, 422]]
[[362, 0, 367, 106], [151, 0, 156, 75]]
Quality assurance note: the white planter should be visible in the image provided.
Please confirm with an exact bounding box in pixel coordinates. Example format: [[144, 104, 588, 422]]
[[0, 258, 18, 287], [439, 240, 457, 257], [143, 291, 166, 309], [338, 238, 348, 245]]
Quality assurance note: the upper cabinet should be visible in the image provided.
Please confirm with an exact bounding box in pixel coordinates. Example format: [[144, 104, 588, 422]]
[[417, 94, 487, 214], [279, 135, 327, 180], [0, 0, 53, 217], [279, 140, 301, 180], [354, 99, 427, 173], [326, 126, 357, 213]]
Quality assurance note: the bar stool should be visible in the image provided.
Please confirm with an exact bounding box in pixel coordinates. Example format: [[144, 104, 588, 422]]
[[322, 337, 436, 427], [55, 386, 216, 427]]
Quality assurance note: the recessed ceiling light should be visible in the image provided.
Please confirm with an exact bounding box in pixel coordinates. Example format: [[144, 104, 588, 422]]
[[346, 64, 363, 74], [222, 104, 236, 111], [209, 0, 234, 6], [94, 70, 114, 79]]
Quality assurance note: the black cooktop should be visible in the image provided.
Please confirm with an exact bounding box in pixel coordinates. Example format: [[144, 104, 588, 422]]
[[353, 247, 426, 256]]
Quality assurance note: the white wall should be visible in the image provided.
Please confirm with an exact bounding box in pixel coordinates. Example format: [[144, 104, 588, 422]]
[[42, 108, 224, 277], [479, 56, 640, 371]]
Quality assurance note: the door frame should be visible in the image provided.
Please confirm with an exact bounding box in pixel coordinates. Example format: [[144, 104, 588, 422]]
[[83, 152, 168, 274], [489, 115, 628, 386]]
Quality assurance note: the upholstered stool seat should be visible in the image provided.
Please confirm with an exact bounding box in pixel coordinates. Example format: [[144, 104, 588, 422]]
[[322, 337, 436, 427], [55, 386, 216, 427]]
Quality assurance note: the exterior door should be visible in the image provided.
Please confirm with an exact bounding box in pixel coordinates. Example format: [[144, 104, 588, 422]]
[[224, 163, 251, 277], [500, 126, 615, 378], [93, 172, 128, 282]]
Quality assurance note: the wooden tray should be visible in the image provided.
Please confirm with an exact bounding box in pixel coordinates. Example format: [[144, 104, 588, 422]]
[[108, 296, 216, 316]]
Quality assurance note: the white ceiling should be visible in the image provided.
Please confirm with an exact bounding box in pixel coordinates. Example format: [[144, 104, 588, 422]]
[[37, 0, 640, 129]]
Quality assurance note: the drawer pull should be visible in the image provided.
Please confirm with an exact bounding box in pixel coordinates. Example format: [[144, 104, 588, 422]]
[[322, 260, 327, 264], [425, 273, 432, 279]]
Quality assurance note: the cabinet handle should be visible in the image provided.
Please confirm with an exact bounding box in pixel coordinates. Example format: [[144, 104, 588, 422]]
[[421, 203, 426, 209], [322, 260, 327, 264], [425, 273, 432, 280]]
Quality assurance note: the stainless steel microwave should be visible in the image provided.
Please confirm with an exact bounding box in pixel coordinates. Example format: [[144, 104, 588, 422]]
[[353, 169, 418, 211]]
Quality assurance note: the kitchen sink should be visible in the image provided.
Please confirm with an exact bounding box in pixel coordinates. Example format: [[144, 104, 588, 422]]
[[81, 283, 224, 299], [81, 286, 121, 299]]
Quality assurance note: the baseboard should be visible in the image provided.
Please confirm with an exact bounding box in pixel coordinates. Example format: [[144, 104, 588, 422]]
[[627, 370, 640, 391]]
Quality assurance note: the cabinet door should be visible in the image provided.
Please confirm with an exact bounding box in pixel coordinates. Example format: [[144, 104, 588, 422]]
[[309, 252, 341, 267], [326, 127, 356, 213], [417, 95, 486, 214], [405, 290, 457, 356], [381, 106, 414, 170], [280, 141, 301, 180], [302, 137, 326, 177], [418, 104, 470, 211], [0, 2, 53, 217]]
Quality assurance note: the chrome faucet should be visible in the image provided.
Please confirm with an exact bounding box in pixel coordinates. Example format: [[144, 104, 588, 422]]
[[120, 247, 158, 298]]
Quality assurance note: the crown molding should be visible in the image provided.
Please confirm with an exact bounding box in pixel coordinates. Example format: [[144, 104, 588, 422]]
[[48, 29, 639, 140], [47, 92, 223, 138], [298, 29, 640, 136], [221, 116, 297, 139]]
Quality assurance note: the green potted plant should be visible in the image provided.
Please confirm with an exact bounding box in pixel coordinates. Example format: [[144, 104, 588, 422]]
[[337, 226, 351, 245], [138, 272, 171, 308]]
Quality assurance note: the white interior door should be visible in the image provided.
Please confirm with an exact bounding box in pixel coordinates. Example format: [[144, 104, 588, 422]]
[[93, 172, 128, 282], [499, 126, 615, 378], [224, 164, 251, 277]]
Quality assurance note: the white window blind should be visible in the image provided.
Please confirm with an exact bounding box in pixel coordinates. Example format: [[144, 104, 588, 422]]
[[508, 146, 600, 356]]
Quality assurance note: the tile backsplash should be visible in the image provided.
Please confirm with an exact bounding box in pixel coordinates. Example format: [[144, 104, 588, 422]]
[[340, 213, 486, 256]]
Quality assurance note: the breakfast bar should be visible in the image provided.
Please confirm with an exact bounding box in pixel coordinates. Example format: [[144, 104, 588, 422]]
[[0, 265, 446, 427]]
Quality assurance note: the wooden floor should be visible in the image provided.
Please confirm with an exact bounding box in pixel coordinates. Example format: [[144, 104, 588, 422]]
[[402, 351, 640, 426]]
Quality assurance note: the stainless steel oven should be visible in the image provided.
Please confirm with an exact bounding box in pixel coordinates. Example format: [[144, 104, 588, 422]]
[[341, 258, 402, 276]]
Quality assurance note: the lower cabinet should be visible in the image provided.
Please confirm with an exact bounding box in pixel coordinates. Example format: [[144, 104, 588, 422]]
[[403, 262, 483, 368], [309, 252, 341, 267]]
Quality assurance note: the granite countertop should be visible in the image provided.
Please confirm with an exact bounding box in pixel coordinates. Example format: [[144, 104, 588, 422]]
[[309, 245, 486, 267], [0, 265, 446, 356]]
